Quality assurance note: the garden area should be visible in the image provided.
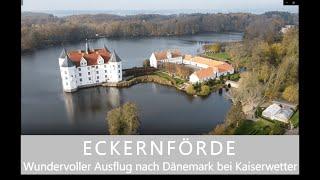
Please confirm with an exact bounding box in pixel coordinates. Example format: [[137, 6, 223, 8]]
[[233, 119, 286, 135], [204, 52, 231, 61], [202, 43, 231, 61], [290, 110, 299, 128], [185, 79, 225, 96]]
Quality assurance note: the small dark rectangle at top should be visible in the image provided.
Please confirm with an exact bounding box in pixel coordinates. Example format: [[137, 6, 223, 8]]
[[284, 0, 300, 5]]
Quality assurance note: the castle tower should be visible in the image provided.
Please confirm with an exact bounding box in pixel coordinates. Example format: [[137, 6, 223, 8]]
[[59, 48, 78, 92], [104, 44, 110, 53], [108, 50, 122, 82]]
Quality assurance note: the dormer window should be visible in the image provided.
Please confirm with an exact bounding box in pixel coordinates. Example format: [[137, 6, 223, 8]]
[[80, 58, 87, 67]]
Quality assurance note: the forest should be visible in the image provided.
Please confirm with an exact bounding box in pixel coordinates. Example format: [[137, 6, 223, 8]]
[[210, 24, 299, 135], [21, 11, 298, 53]]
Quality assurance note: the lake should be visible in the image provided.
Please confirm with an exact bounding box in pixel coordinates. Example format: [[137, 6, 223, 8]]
[[21, 32, 243, 134]]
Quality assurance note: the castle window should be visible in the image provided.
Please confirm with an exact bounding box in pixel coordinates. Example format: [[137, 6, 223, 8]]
[[80, 78, 82, 82], [96, 71, 99, 74], [89, 77, 91, 80], [88, 72, 90, 75], [87, 67, 90, 70], [97, 76, 99, 79], [118, 65, 120, 68], [105, 70, 107, 73], [96, 66, 98, 69], [118, 75, 120, 78], [65, 77, 68, 80], [105, 75, 107, 78], [78, 68, 81, 71], [104, 65, 106, 68], [118, 70, 120, 73], [64, 71, 67, 74], [79, 73, 81, 76]]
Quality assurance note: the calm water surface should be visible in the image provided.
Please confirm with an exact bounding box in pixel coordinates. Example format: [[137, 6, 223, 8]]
[[21, 32, 242, 134]]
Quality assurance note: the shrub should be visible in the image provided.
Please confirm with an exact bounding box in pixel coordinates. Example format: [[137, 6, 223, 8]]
[[186, 84, 196, 95], [107, 102, 140, 135], [269, 121, 285, 135], [209, 124, 227, 135], [199, 85, 211, 96], [229, 73, 240, 81], [282, 84, 298, 103], [255, 107, 263, 118], [143, 59, 150, 67]]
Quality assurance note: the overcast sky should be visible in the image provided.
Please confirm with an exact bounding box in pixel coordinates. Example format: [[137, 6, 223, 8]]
[[21, 0, 298, 13]]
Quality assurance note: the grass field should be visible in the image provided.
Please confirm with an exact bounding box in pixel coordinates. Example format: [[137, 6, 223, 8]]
[[290, 110, 299, 128], [154, 71, 186, 85], [234, 119, 285, 135], [204, 52, 231, 60]]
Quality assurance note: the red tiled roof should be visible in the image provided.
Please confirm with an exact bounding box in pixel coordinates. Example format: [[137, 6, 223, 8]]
[[154, 50, 182, 60], [67, 48, 111, 67], [194, 67, 217, 79], [154, 51, 168, 60], [171, 50, 182, 58], [217, 63, 233, 73]]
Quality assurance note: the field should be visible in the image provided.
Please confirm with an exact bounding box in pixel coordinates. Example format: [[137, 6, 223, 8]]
[[234, 119, 285, 135], [204, 52, 231, 61]]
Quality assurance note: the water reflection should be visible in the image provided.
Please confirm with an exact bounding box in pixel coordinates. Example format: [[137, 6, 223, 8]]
[[106, 87, 121, 108], [62, 87, 123, 125]]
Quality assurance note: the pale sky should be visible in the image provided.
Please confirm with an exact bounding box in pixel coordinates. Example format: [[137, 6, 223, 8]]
[[21, 0, 298, 13]]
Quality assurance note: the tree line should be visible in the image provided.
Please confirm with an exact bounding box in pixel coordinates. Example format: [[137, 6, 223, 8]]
[[21, 11, 298, 53]]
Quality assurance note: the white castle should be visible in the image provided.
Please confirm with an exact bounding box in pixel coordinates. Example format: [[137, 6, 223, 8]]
[[58, 41, 122, 92]]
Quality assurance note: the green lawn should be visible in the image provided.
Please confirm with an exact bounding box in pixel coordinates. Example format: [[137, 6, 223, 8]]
[[154, 71, 186, 85], [234, 119, 285, 135], [204, 52, 231, 60], [173, 77, 186, 85], [290, 110, 299, 128]]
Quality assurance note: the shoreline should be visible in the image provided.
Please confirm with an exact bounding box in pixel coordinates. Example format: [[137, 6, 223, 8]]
[[21, 32, 243, 55], [102, 73, 226, 97]]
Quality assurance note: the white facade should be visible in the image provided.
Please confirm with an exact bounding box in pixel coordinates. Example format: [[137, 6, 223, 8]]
[[189, 74, 200, 84], [149, 51, 234, 84], [217, 68, 234, 77], [149, 50, 183, 68], [183, 59, 209, 69], [58, 46, 122, 92], [149, 53, 158, 68]]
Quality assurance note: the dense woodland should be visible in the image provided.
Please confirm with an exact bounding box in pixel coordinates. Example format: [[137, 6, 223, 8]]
[[21, 11, 298, 53], [211, 24, 299, 135]]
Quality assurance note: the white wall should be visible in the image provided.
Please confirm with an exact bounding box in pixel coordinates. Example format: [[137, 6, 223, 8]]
[[59, 56, 123, 92], [150, 53, 158, 68], [189, 74, 200, 84], [60, 66, 77, 92], [108, 62, 122, 82]]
